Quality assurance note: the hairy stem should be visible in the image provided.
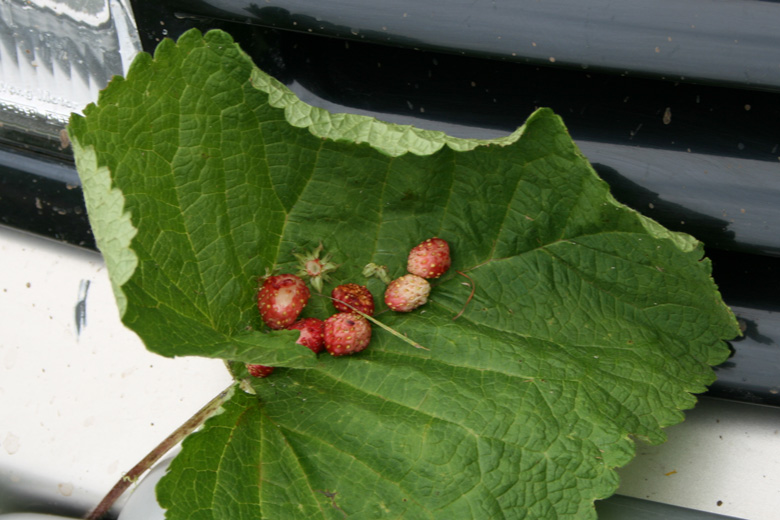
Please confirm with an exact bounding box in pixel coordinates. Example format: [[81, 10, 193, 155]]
[[84, 384, 235, 520]]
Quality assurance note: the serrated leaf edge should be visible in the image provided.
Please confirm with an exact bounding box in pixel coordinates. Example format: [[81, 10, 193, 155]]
[[68, 133, 138, 316]]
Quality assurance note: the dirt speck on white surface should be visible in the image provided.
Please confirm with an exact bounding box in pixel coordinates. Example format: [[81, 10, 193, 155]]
[[58, 481, 74, 496], [3, 432, 21, 454]]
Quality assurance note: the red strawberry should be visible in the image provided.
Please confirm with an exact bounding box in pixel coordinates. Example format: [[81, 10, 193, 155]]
[[407, 237, 451, 279], [287, 317, 325, 353], [257, 274, 310, 329], [384, 274, 431, 312], [246, 364, 274, 378], [331, 283, 375, 316], [324, 312, 372, 356]]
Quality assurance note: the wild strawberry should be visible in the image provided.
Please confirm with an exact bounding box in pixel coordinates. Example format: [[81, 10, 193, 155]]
[[295, 243, 339, 293], [257, 274, 310, 329], [324, 312, 372, 356], [246, 364, 274, 378], [407, 237, 451, 279], [384, 274, 431, 312], [331, 283, 375, 316], [287, 317, 325, 353]]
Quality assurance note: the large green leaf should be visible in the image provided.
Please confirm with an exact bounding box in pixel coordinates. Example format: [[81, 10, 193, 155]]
[[69, 29, 738, 519]]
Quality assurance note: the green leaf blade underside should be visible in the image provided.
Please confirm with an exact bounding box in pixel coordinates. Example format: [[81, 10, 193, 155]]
[[69, 29, 739, 519]]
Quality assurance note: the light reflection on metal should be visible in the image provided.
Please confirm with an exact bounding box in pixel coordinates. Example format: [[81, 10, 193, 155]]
[[0, 0, 141, 134]]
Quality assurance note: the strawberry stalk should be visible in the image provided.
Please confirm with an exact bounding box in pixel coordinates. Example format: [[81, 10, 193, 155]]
[[84, 384, 235, 520], [330, 296, 429, 351]]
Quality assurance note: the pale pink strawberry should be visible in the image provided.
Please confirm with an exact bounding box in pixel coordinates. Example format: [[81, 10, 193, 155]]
[[287, 317, 325, 354], [257, 274, 310, 329], [324, 312, 372, 356], [331, 283, 375, 316], [246, 364, 274, 378], [384, 274, 431, 312], [407, 237, 451, 279]]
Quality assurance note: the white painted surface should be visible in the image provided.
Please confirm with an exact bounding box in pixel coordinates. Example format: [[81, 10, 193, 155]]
[[0, 226, 232, 516]]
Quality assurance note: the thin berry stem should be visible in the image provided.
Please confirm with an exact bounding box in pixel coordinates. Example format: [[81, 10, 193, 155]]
[[452, 271, 476, 321], [84, 383, 235, 520], [330, 297, 429, 350]]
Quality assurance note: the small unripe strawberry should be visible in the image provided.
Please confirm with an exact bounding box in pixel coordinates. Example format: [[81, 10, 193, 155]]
[[384, 274, 431, 312], [246, 364, 274, 378], [331, 283, 375, 316], [287, 317, 325, 353], [324, 312, 372, 356], [407, 237, 451, 279], [295, 243, 339, 293], [257, 274, 310, 329]]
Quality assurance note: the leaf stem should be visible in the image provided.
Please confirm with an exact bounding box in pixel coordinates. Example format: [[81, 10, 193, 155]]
[[84, 383, 235, 520]]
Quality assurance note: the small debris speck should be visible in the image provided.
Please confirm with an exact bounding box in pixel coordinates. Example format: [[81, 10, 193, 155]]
[[663, 107, 672, 125]]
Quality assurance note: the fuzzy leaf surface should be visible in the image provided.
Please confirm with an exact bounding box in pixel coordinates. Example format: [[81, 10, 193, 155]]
[[69, 29, 738, 519]]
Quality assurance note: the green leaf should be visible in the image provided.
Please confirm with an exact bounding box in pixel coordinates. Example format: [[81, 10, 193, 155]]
[[69, 29, 739, 519]]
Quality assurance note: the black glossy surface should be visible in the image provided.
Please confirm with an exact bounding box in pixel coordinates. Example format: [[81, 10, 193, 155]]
[[161, 0, 780, 92], [707, 249, 780, 405], [0, 147, 94, 249]]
